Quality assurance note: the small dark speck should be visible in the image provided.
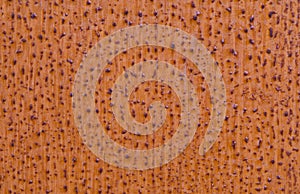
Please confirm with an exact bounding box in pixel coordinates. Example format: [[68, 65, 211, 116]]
[[30, 13, 37, 19], [98, 168, 103, 173], [276, 175, 281, 179], [72, 157, 77, 163], [67, 59, 73, 64], [230, 49, 237, 56], [233, 104, 238, 109], [268, 11, 276, 18], [191, 1, 195, 8], [257, 127, 261, 132], [138, 11, 142, 17], [267, 177, 272, 182], [249, 15, 254, 22], [16, 49, 22, 54], [38, 34, 43, 40], [269, 28, 273, 37], [232, 141, 236, 149], [95, 7, 102, 12], [84, 11, 88, 17], [226, 7, 232, 12], [60, 32, 66, 39]]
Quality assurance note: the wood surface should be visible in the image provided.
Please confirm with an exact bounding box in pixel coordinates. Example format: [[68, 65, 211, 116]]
[[0, 0, 299, 193]]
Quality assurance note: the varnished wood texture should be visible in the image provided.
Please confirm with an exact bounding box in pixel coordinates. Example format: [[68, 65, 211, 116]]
[[0, 0, 299, 193]]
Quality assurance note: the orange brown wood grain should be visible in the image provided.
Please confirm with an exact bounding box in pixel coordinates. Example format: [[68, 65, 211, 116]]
[[0, 0, 299, 193]]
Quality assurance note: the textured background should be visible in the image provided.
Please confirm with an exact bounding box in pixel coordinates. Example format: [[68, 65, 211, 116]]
[[0, 0, 299, 193]]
